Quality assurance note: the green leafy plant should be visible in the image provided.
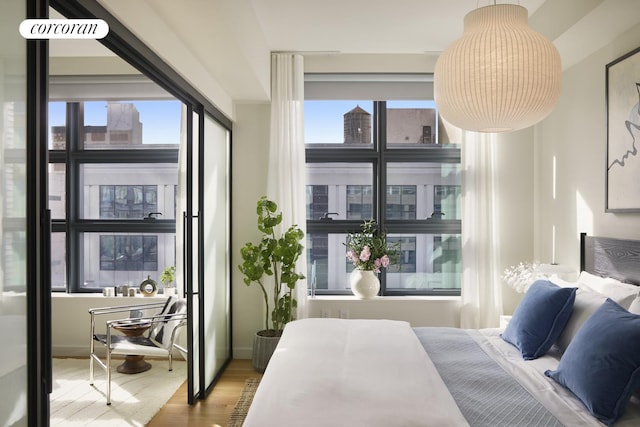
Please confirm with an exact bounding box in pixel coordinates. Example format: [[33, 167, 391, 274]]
[[160, 265, 176, 288], [238, 196, 305, 337]]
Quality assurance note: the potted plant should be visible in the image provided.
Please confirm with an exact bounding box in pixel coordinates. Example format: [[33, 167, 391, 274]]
[[160, 265, 176, 295], [345, 220, 398, 298], [238, 196, 305, 372]]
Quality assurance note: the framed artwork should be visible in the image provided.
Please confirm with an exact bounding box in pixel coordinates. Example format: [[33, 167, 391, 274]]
[[606, 46, 640, 212]]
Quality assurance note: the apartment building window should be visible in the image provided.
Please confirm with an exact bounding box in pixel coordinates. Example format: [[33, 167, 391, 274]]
[[48, 85, 179, 292], [386, 185, 417, 220], [433, 235, 462, 273], [99, 235, 158, 271], [434, 185, 461, 219], [305, 74, 461, 295], [307, 185, 328, 220], [346, 185, 373, 219], [100, 185, 158, 218], [387, 236, 417, 273]]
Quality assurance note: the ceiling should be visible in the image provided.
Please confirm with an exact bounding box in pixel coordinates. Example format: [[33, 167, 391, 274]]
[[50, 0, 640, 113], [248, 0, 548, 55]]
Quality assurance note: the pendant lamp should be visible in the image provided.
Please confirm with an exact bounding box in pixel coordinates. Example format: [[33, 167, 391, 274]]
[[434, 3, 561, 133]]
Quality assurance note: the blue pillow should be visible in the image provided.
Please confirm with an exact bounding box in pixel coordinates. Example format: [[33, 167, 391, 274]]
[[545, 299, 640, 426], [501, 279, 576, 360]]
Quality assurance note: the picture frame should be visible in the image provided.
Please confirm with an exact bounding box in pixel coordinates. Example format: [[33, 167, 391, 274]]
[[605, 46, 640, 212]]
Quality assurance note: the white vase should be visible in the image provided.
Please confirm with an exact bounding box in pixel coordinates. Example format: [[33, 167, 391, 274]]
[[350, 269, 380, 299]]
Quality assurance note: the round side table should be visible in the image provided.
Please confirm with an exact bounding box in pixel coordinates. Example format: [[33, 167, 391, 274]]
[[112, 320, 152, 374]]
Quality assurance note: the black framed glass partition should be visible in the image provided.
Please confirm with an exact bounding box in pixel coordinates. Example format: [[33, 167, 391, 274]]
[[51, 0, 233, 406]]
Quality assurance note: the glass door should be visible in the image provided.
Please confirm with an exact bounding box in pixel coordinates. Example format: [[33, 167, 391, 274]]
[[201, 114, 231, 389], [2, 0, 50, 425], [184, 108, 231, 402], [1, 2, 29, 424]]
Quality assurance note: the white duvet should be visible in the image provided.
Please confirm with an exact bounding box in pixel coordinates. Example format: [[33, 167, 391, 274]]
[[243, 318, 469, 427], [244, 318, 640, 427]]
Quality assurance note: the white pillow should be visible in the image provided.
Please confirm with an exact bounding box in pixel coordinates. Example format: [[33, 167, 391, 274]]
[[555, 284, 607, 352], [577, 271, 639, 309], [628, 296, 640, 315], [548, 275, 579, 288]]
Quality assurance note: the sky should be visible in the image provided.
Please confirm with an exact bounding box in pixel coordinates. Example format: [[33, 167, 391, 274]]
[[49, 99, 436, 146], [49, 100, 181, 146], [304, 100, 437, 144]]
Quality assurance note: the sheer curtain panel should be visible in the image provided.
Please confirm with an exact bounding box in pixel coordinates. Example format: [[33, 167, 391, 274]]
[[176, 106, 188, 296], [460, 131, 503, 328], [267, 53, 308, 319]]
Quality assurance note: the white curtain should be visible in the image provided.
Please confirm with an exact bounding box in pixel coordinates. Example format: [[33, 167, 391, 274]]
[[175, 105, 188, 296], [460, 131, 503, 328], [267, 53, 308, 319]]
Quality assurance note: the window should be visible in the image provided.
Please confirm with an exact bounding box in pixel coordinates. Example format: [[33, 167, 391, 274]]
[[99, 185, 158, 219], [434, 185, 461, 220], [386, 185, 416, 219], [347, 185, 373, 219], [305, 78, 461, 296], [48, 92, 179, 292], [387, 236, 417, 273], [99, 235, 158, 271], [307, 185, 328, 220]]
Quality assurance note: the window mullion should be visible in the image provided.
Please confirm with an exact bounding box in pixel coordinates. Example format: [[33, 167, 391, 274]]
[[375, 101, 385, 224], [71, 149, 179, 164], [66, 102, 82, 292], [376, 101, 388, 294]]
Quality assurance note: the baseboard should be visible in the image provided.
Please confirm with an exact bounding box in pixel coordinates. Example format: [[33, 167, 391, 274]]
[[53, 345, 187, 361], [56, 343, 245, 360], [53, 345, 91, 358], [233, 346, 252, 360]]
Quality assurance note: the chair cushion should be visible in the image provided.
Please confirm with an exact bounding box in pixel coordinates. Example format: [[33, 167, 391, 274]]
[[94, 334, 174, 357], [149, 296, 186, 348]]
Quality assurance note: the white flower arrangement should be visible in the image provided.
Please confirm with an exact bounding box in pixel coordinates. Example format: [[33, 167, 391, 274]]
[[502, 261, 543, 293]]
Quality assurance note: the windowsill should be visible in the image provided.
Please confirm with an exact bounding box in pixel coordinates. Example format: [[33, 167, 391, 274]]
[[307, 295, 462, 327], [52, 292, 169, 299], [309, 295, 460, 301]]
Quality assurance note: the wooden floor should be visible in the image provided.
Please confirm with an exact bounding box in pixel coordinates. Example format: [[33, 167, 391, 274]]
[[146, 359, 261, 427]]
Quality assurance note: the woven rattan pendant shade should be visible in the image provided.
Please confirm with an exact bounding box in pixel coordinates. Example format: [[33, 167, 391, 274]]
[[434, 4, 561, 132]]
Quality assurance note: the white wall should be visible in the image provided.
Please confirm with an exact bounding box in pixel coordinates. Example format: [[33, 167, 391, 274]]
[[231, 103, 271, 358], [533, 23, 640, 277], [494, 129, 536, 315], [307, 297, 461, 328]]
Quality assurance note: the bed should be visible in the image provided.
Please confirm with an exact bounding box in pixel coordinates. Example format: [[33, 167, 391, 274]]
[[243, 234, 640, 427]]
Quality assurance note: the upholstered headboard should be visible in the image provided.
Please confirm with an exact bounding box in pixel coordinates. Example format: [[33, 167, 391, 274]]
[[580, 233, 640, 286]]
